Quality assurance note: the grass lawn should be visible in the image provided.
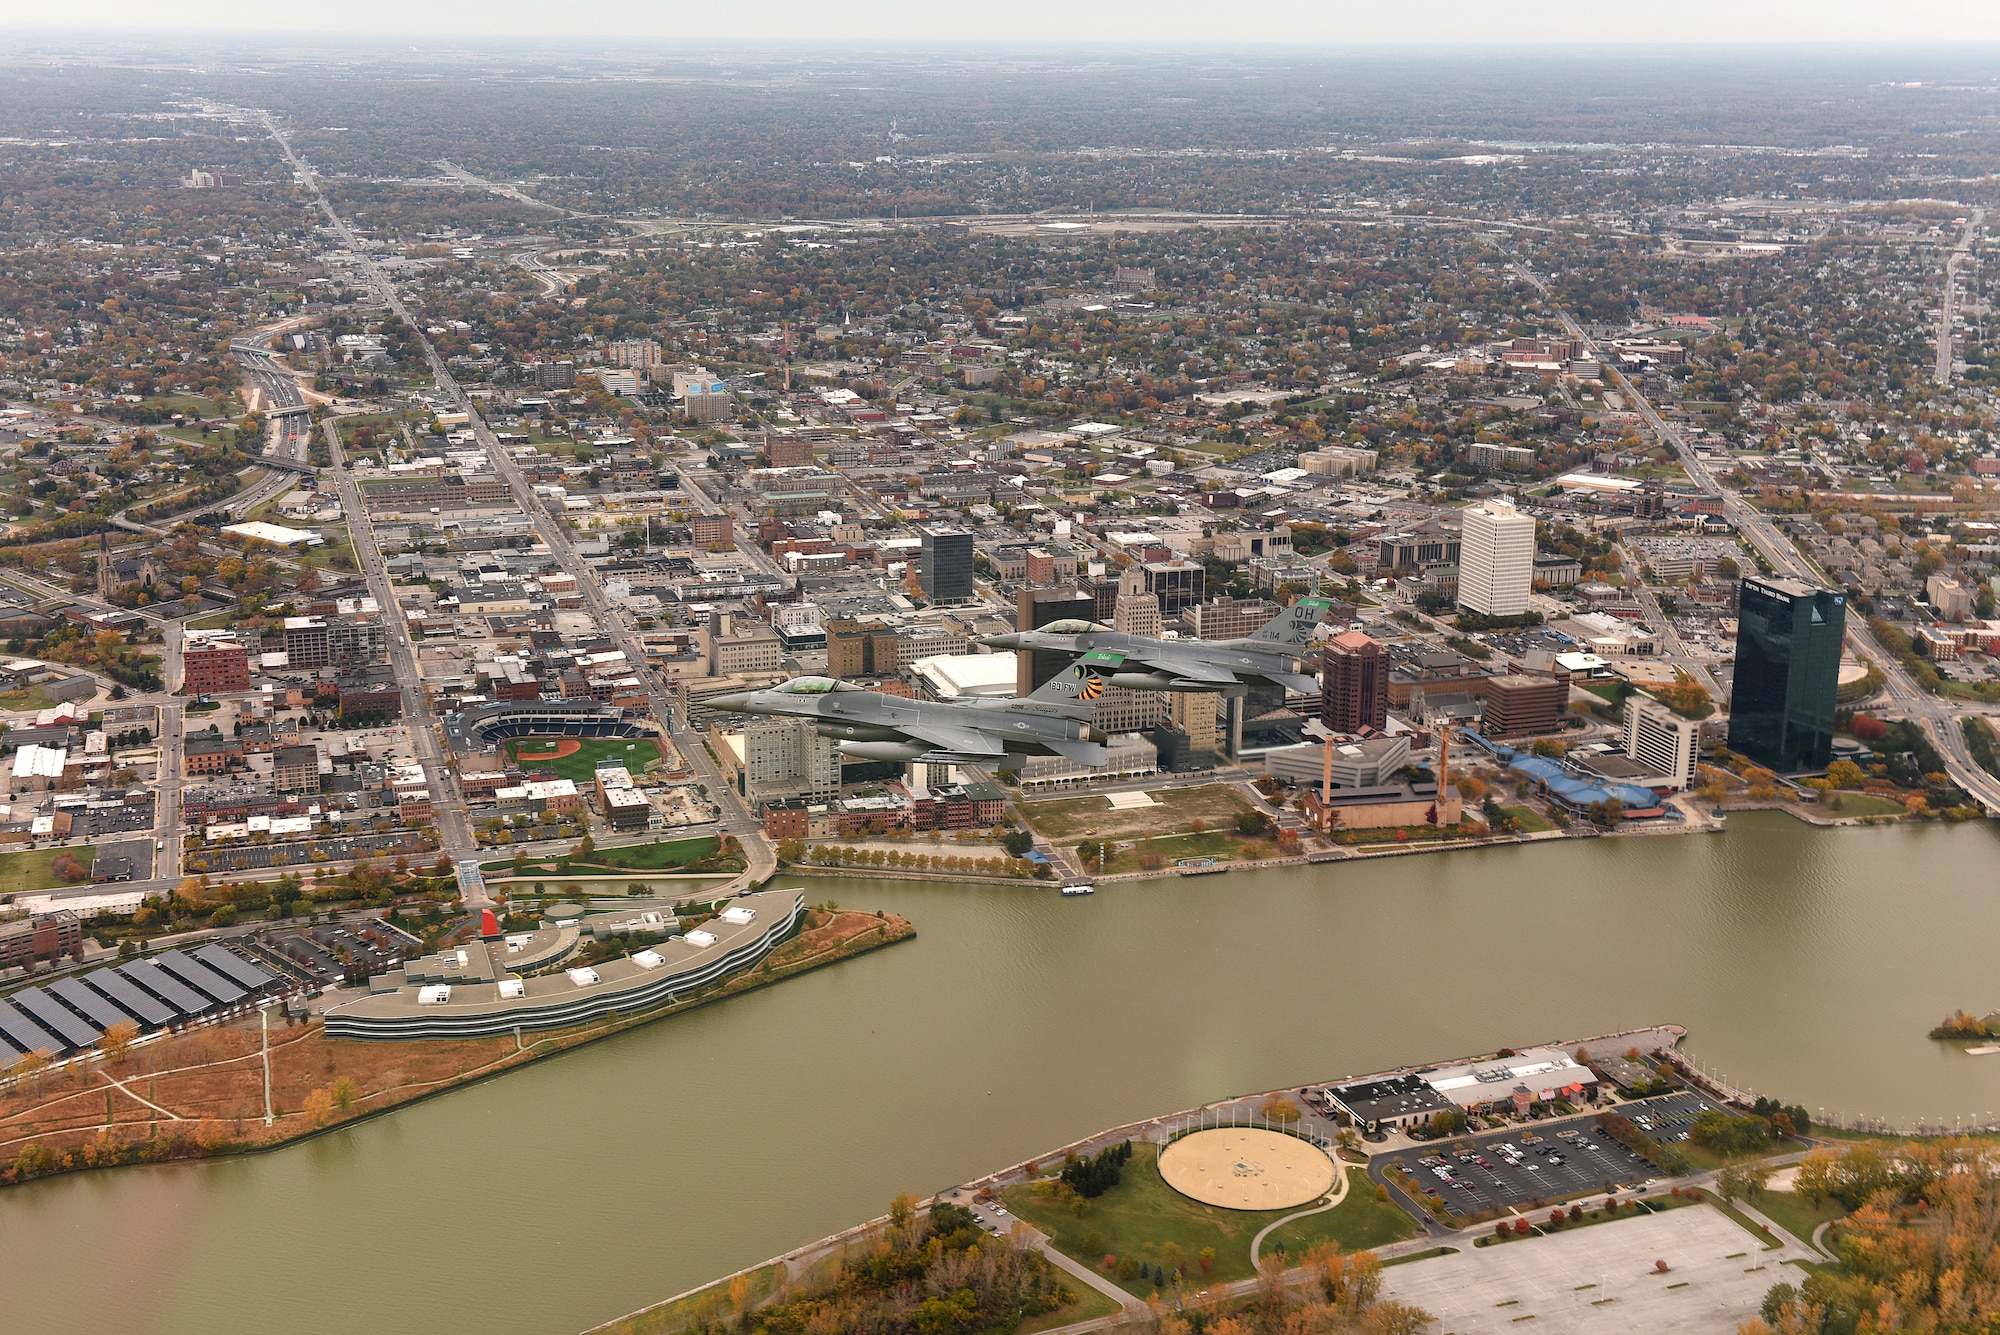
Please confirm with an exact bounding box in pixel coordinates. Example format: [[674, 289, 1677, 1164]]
[[0, 684, 67, 714], [1004, 1146, 1412, 1299], [586, 837, 721, 871], [506, 735, 663, 784], [1261, 1168, 1422, 1258], [1714, 1199, 1788, 1250], [1752, 1190, 1849, 1246], [1021, 784, 1255, 841], [1500, 805, 1556, 833], [1821, 792, 1909, 819], [0, 845, 95, 896], [141, 393, 228, 419], [1017, 1285, 1122, 1333], [1096, 829, 1279, 873]]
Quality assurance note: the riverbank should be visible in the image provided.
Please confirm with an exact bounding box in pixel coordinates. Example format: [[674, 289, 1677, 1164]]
[[590, 1023, 1685, 1335], [786, 789, 1967, 891], [0, 908, 914, 1190]]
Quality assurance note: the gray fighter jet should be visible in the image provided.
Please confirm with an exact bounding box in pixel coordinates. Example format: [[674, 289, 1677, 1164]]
[[706, 651, 1122, 772], [983, 596, 1330, 697]]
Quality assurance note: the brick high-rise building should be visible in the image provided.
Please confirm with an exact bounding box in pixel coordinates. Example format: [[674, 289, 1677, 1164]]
[[1321, 630, 1387, 733], [1111, 594, 1162, 638], [691, 514, 735, 547], [825, 618, 900, 679], [182, 630, 251, 694], [766, 436, 815, 469]]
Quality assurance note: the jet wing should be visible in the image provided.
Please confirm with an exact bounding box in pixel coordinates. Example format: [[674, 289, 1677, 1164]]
[[1135, 655, 1238, 685], [1265, 671, 1321, 694], [1039, 737, 1109, 765], [900, 719, 1009, 758]]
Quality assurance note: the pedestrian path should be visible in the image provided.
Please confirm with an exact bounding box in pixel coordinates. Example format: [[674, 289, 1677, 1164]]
[[1251, 1160, 1354, 1265]]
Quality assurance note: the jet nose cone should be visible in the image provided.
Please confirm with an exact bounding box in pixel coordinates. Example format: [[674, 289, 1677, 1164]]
[[984, 633, 1023, 649], [709, 692, 755, 711]]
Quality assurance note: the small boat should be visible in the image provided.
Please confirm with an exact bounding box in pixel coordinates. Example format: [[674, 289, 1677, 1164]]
[[1966, 1045, 2000, 1056], [1060, 882, 1095, 896]]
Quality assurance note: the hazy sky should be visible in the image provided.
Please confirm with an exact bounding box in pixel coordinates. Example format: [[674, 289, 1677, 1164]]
[[8, 0, 2000, 45]]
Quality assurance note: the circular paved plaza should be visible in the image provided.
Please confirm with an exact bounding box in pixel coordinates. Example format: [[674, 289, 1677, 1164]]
[[1156, 1127, 1335, 1211]]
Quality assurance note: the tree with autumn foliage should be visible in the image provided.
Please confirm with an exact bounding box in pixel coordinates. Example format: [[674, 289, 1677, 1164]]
[[1744, 1139, 2000, 1335]]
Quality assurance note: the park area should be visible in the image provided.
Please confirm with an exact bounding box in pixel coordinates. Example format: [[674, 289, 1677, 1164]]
[[502, 836, 728, 882], [0, 845, 95, 896], [507, 736, 662, 784], [1020, 784, 1255, 841], [1021, 785, 1284, 872], [1003, 1142, 1416, 1298]]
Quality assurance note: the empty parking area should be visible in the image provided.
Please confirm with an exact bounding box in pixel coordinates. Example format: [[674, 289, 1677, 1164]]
[[1381, 1204, 1796, 1334], [1396, 1122, 1657, 1221]]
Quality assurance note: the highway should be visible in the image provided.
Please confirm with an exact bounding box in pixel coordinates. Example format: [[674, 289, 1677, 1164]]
[[1507, 249, 2000, 813], [260, 108, 775, 887]]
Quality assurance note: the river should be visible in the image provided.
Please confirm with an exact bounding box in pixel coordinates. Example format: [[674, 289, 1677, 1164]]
[[2, 815, 1996, 1335]]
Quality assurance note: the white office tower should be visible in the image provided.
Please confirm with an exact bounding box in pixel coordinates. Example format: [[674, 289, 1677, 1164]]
[[1458, 497, 1536, 617], [1624, 696, 1699, 791]]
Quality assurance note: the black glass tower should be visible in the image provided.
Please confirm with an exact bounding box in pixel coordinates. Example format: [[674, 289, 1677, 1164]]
[[919, 527, 973, 605], [1727, 576, 1846, 771]]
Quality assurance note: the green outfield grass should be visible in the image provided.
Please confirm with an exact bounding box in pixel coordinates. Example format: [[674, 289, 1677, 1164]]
[[506, 736, 663, 784]]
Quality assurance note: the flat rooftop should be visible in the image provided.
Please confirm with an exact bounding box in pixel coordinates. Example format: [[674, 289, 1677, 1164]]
[[326, 890, 801, 1032]]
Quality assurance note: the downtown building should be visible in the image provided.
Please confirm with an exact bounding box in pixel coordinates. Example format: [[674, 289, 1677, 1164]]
[[919, 526, 974, 605], [1623, 697, 1699, 791], [1321, 630, 1388, 733], [182, 630, 252, 694], [283, 615, 389, 670], [1457, 498, 1536, 617], [1727, 577, 1846, 771]]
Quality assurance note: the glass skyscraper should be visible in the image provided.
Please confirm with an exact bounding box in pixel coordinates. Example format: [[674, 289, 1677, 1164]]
[[919, 526, 974, 605], [1726, 576, 1846, 772]]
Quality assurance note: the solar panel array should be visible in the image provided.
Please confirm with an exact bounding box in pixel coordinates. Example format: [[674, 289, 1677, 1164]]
[[0, 1000, 63, 1057], [0, 944, 281, 1061], [78, 968, 175, 1028]]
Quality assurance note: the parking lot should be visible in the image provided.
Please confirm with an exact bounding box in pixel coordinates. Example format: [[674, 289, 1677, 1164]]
[[200, 830, 437, 873], [1381, 1202, 1804, 1334], [1387, 1094, 1718, 1222], [76, 805, 156, 838]]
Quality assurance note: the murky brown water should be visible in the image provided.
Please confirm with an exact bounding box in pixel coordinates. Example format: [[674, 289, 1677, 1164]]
[[2, 815, 1996, 1335]]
